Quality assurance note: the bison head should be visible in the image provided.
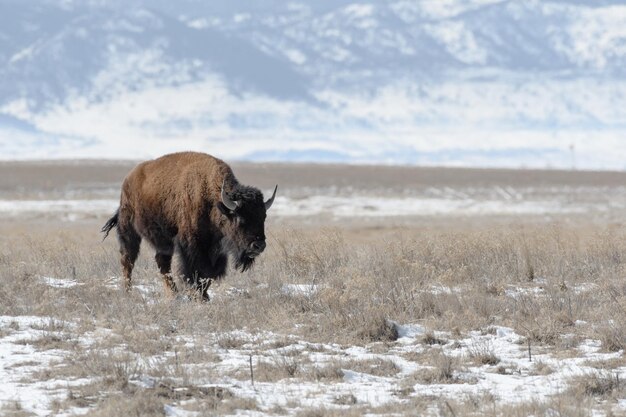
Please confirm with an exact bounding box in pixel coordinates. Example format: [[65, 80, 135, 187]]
[[217, 180, 277, 272]]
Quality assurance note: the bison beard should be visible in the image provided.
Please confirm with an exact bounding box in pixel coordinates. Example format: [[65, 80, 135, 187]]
[[225, 237, 256, 273], [102, 152, 276, 300]]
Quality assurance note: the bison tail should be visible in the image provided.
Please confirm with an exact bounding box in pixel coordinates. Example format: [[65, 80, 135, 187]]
[[101, 209, 119, 241]]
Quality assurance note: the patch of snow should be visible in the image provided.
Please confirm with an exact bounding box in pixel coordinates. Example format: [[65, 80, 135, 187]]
[[0, 199, 118, 215], [494, 326, 515, 338], [505, 285, 546, 299], [572, 282, 599, 294], [280, 284, 321, 297], [424, 284, 460, 295], [394, 323, 426, 339], [164, 404, 199, 417], [2, 312, 624, 415], [0, 190, 618, 220], [342, 369, 384, 383], [0, 316, 84, 416], [271, 195, 586, 218], [40, 276, 81, 289]]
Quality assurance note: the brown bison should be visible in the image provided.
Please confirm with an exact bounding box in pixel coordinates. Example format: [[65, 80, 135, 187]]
[[101, 152, 277, 299]]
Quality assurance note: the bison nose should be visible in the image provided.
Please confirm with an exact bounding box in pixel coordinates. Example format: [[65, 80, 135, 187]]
[[250, 240, 266, 252]]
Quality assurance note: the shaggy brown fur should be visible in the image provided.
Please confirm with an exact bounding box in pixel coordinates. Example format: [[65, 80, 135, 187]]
[[102, 152, 276, 299]]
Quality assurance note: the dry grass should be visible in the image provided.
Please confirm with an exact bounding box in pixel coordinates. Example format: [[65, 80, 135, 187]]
[[254, 354, 307, 382], [529, 361, 555, 376], [3, 218, 626, 415], [342, 357, 401, 377], [570, 371, 625, 399], [439, 393, 597, 417], [0, 401, 35, 417], [414, 349, 462, 384], [467, 339, 500, 366], [422, 331, 447, 346]]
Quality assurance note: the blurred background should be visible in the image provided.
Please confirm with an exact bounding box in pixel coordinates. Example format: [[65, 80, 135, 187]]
[[1, 0, 625, 169]]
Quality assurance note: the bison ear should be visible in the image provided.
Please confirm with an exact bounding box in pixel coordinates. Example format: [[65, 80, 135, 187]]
[[217, 202, 235, 217]]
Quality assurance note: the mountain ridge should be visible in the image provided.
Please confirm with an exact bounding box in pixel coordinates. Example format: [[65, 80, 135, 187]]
[[0, 0, 625, 169]]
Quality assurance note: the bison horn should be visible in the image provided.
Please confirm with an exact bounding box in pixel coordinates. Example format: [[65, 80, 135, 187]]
[[221, 179, 239, 211], [265, 185, 278, 210]]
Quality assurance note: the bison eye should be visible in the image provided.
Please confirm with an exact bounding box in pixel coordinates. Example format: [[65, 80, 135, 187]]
[[235, 216, 245, 226]]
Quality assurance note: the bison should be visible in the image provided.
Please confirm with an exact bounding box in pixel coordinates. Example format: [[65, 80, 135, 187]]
[[101, 152, 277, 299]]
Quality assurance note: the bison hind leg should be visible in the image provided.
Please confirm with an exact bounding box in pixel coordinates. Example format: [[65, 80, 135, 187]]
[[117, 220, 141, 292], [155, 252, 177, 297]]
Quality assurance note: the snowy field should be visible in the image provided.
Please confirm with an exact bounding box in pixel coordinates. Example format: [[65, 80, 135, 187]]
[[1, 161, 626, 416], [1, 160, 626, 224], [0, 191, 622, 222], [0, 193, 609, 219], [2, 287, 625, 417]]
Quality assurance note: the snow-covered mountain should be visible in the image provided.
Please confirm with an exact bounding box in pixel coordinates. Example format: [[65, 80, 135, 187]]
[[1, 0, 625, 168]]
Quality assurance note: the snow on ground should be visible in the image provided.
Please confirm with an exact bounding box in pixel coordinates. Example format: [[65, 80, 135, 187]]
[[271, 195, 587, 217], [280, 284, 321, 297], [2, 279, 625, 416], [0, 316, 88, 417], [0, 199, 118, 219], [0, 192, 616, 220], [39, 276, 82, 289]]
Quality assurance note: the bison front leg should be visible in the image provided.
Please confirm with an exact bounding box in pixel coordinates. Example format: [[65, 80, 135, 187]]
[[177, 240, 227, 301], [155, 252, 177, 297], [193, 255, 227, 301]]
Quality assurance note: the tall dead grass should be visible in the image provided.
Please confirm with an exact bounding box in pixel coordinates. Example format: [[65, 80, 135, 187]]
[[2, 222, 626, 345], [2, 220, 626, 415]]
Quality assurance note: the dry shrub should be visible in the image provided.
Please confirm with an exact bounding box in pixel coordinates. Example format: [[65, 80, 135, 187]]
[[15, 332, 77, 351], [306, 363, 344, 382], [85, 390, 166, 417], [583, 357, 626, 370], [153, 381, 232, 403], [356, 316, 398, 343], [444, 393, 594, 417], [468, 339, 500, 366], [529, 361, 555, 376], [333, 393, 358, 405], [73, 350, 143, 390], [559, 333, 581, 350], [422, 331, 447, 346], [254, 353, 307, 382], [296, 408, 365, 417], [342, 357, 400, 377], [595, 322, 626, 352], [216, 333, 248, 350], [415, 350, 461, 384], [570, 371, 624, 398], [0, 400, 34, 417]]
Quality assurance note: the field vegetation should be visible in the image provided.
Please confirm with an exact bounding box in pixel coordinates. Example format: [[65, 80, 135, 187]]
[[1, 218, 626, 416]]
